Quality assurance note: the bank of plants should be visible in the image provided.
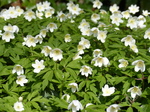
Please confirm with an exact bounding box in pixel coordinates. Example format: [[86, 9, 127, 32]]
[[0, 0, 150, 112]]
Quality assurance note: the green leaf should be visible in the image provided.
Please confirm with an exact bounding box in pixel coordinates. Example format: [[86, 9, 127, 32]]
[[31, 96, 42, 102], [126, 107, 133, 112], [53, 98, 68, 109], [54, 69, 63, 81], [0, 44, 5, 56], [87, 92, 100, 103], [43, 70, 53, 81], [114, 76, 127, 85], [2, 83, 9, 92], [90, 84, 97, 94], [79, 81, 86, 91], [123, 80, 130, 94], [36, 68, 50, 77], [141, 104, 150, 112], [31, 101, 40, 110], [148, 75, 150, 83], [67, 60, 81, 69], [65, 67, 77, 79], [42, 79, 49, 90], [132, 102, 142, 111], [27, 90, 39, 101], [0, 68, 11, 76], [99, 75, 106, 88]]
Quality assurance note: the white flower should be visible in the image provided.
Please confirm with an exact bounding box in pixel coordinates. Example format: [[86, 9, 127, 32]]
[[22, 35, 37, 47], [92, 56, 110, 67], [110, 12, 123, 26], [2, 31, 15, 42], [32, 59, 45, 73], [45, 8, 55, 18], [73, 53, 82, 60], [68, 4, 81, 15], [36, 2, 45, 12], [132, 60, 145, 72], [36, 11, 43, 19], [50, 48, 63, 61], [85, 103, 93, 108], [122, 10, 131, 19], [64, 34, 72, 42], [93, 0, 103, 9], [0, 9, 10, 20], [144, 28, 150, 39], [7, 7, 17, 19], [0, 30, 2, 36], [41, 46, 52, 56], [13, 101, 24, 112], [100, 9, 107, 14], [106, 104, 120, 112], [91, 27, 99, 37], [68, 100, 83, 112], [77, 44, 85, 54], [68, 82, 78, 93], [57, 11, 67, 22], [12, 64, 24, 75], [81, 28, 92, 36], [118, 59, 128, 68], [109, 4, 119, 13], [121, 35, 135, 46], [98, 22, 106, 28], [42, 1, 51, 10], [80, 65, 92, 77], [15, 6, 24, 16], [24, 10, 36, 21], [142, 10, 150, 16], [46, 22, 57, 32], [130, 44, 138, 53], [93, 49, 103, 57], [128, 4, 139, 14], [127, 17, 138, 29], [102, 84, 115, 96], [91, 13, 100, 23], [97, 30, 107, 43], [78, 19, 90, 30], [3, 24, 19, 33], [16, 75, 28, 86], [127, 86, 142, 99], [79, 37, 90, 49], [137, 15, 146, 28], [18, 97, 23, 102], [39, 29, 47, 38], [61, 94, 70, 103], [35, 34, 43, 44]]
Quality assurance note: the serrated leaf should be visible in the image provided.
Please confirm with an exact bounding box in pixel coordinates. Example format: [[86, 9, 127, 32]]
[[43, 70, 53, 81], [42, 79, 49, 90], [65, 67, 77, 79], [27, 90, 39, 101], [31, 96, 42, 102], [67, 60, 81, 69], [0, 68, 11, 76], [90, 84, 97, 94], [79, 81, 86, 91], [31, 101, 40, 109], [123, 80, 130, 94], [114, 76, 127, 85]]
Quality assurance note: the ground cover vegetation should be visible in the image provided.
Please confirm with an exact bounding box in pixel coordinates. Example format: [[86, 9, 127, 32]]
[[0, 0, 150, 112]]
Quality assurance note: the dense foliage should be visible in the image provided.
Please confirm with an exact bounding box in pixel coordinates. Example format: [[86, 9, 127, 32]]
[[0, 0, 150, 112]]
